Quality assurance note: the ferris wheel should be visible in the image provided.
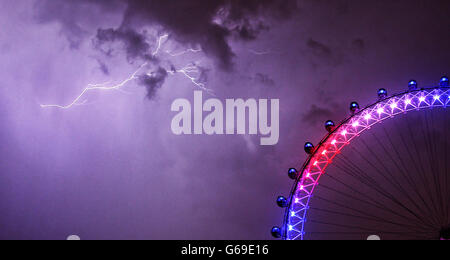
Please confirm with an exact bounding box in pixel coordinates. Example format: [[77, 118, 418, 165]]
[[272, 76, 450, 240]]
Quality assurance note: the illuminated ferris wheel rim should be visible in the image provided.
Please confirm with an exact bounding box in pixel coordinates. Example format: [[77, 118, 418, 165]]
[[276, 77, 450, 240]]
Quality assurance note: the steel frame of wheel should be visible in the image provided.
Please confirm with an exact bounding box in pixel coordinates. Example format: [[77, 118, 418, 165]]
[[283, 86, 450, 240]]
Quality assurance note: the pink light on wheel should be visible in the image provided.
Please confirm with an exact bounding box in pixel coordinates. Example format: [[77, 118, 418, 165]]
[[377, 107, 384, 114]]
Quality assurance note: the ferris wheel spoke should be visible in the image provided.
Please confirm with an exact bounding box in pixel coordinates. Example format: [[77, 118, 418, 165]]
[[359, 136, 428, 219], [338, 152, 398, 199], [335, 156, 411, 214], [310, 199, 429, 233], [422, 111, 440, 213], [391, 118, 443, 226], [337, 152, 435, 229], [405, 114, 444, 222], [321, 181, 432, 232], [321, 174, 424, 225], [381, 125, 423, 196], [319, 178, 407, 218], [430, 110, 450, 225], [444, 110, 450, 224], [340, 151, 414, 214], [309, 220, 436, 239], [307, 231, 436, 240], [444, 111, 450, 224], [420, 110, 446, 223], [425, 110, 446, 220], [370, 130, 440, 227], [354, 139, 439, 228]]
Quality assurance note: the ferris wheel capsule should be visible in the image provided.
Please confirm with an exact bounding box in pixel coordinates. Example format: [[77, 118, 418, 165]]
[[350, 102, 360, 114], [288, 168, 298, 180], [325, 120, 335, 133], [408, 80, 418, 91], [440, 76, 449, 87], [304, 142, 315, 154], [377, 88, 388, 99], [276, 196, 288, 208], [271, 226, 282, 238]]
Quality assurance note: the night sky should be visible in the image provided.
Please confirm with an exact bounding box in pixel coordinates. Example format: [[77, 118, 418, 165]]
[[0, 0, 449, 240]]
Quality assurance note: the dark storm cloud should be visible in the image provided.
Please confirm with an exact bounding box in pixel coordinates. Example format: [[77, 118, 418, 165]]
[[307, 38, 332, 58], [35, 0, 298, 69], [138, 67, 168, 99], [117, 0, 298, 69], [97, 59, 110, 75], [94, 28, 153, 61], [302, 104, 334, 126], [352, 39, 365, 51], [302, 83, 347, 126], [232, 21, 269, 41], [306, 38, 351, 68], [254, 73, 275, 87]]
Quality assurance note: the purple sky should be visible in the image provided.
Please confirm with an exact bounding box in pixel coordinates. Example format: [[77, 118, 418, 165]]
[[0, 0, 449, 240]]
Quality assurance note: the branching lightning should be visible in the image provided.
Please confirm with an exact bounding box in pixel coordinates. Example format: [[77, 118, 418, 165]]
[[41, 34, 213, 109], [152, 34, 169, 56], [40, 63, 148, 109], [167, 63, 214, 96]]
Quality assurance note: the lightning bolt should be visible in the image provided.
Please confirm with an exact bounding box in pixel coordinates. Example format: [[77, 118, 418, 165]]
[[249, 49, 271, 55], [41, 34, 213, 109], [167, 63, 214, 96], [166, 48, 202, 57], [152, 34, 169, 56], [40, 63, 148, 109]]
